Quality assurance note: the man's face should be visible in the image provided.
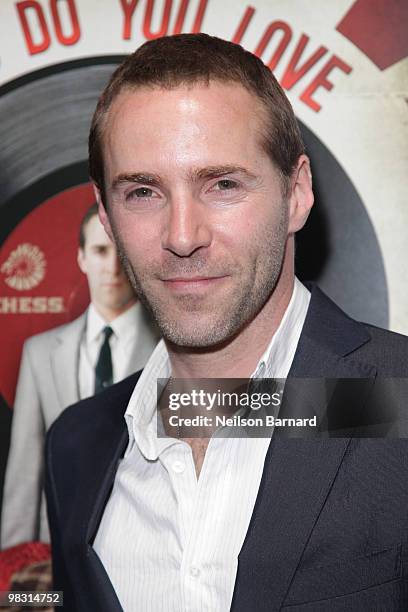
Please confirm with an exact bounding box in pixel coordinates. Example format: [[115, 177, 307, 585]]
[[77, 214, 136, 318], [98, 82, 293, 347]]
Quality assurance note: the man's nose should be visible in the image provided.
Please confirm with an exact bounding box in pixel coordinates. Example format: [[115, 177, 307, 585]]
[[107, 251, 122, 276], [161, 195, 212, 257]]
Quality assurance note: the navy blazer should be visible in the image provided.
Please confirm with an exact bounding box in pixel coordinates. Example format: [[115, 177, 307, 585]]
[[45, 287, 408, 611]]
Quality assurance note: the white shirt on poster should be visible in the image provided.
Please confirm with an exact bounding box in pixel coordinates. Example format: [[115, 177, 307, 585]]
[[79, 302, 148, 399]]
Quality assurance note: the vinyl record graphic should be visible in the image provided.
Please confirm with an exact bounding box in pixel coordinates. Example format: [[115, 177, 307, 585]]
[[0, 57, 388, 408], [0, 58, 124, 407]]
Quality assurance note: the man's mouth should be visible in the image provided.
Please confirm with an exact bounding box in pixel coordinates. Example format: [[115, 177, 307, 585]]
[[161, 276, 228, 291], [103, 281, 123, 287]]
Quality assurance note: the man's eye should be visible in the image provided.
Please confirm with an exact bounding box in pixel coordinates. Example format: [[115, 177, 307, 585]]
[[216, 179, 238, 190], [131, 187, 153, 198], [125, 187, 156, 202]]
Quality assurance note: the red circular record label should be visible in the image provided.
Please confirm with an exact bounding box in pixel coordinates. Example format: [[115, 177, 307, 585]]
[[0, 183, 95, 406]]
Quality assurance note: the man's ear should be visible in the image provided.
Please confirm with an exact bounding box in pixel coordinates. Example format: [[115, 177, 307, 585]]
[[77, 247, 86, 274], [287, 154, 314, 235], [93, 183, 114, 242]]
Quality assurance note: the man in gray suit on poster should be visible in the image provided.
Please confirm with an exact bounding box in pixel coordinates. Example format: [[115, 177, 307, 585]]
[[1, 203, 159, 548]]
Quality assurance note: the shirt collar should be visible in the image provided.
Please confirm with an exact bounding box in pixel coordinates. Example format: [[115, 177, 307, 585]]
[[86, 302, 140, 344], [109, 302, 140, 341], [124, 339, 171, 460], [125, 278, 310, 458], [252, 277, 311, 379], [86, 303, 108, 344]]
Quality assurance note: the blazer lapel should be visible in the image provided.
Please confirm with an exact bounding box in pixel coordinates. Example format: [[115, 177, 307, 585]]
[[51, 312, 86, 409], [231, 437, 351, 612], [82, 427, 129, 612], [231, 286, 377, 612]]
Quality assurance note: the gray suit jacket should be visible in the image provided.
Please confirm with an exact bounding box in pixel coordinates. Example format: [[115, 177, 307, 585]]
[[1, 307, 158, 548]]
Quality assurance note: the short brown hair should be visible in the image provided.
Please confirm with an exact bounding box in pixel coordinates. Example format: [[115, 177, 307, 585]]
[[78, 203, 98, 249], [89, 33, 304, 201]]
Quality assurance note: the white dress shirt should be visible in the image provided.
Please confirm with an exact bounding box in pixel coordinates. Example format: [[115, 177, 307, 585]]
[[79, 302, 152, 399], [93, 278, 311, 611]]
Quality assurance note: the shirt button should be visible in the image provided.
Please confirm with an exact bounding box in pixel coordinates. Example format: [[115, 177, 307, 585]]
[[189, 566, 200, 578], [258, 362, 266, 376], [172, 460, 185, 473]]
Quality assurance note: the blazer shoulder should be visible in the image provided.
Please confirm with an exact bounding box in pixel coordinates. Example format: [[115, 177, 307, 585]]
[[24, 312, 87, 352], [363, 322, 408, 346], [357, 322, 408, 375], [295, 285, 408, 377]]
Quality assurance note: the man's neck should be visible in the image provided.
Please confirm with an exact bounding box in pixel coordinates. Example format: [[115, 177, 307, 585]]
[[167, 273, 294, 379], [92, 298, 137, 323]]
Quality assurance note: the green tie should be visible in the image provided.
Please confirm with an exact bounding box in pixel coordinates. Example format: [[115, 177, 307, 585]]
[[94, 326, 113, 394]]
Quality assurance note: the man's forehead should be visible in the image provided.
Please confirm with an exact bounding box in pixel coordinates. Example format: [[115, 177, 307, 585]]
[[105, 80, 266, 131], [102, 81, 270, 183]]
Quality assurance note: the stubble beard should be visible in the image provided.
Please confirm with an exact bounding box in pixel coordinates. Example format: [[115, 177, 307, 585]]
[[110, 205, 288, 349]]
